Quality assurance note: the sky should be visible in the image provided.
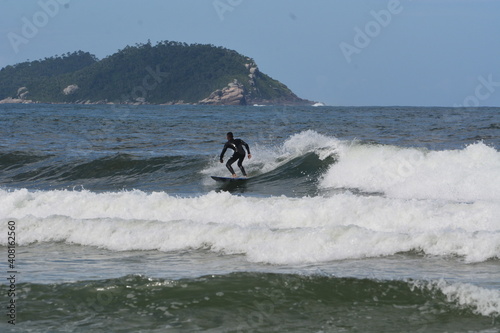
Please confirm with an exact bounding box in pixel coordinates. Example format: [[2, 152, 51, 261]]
[[1, 0, 499, 106]]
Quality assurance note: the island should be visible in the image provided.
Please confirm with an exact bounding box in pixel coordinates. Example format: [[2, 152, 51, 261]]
[[0, 41, 312, 106]]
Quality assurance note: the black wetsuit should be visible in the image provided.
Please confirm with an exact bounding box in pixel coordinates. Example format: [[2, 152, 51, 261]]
[[220, 139, 251, 176]]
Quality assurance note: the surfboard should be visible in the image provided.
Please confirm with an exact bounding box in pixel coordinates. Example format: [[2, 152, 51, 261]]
[[211, 176, 250, 182]]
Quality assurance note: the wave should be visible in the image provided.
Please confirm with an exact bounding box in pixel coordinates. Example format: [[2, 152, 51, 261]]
[[0, 151, 52, 170], [202, 130, 340, 177], [201, 130, 340, 196], [320, 141, 500, 202], [1, 131, 341, 194], [0, 273, 497, 332], [205, 130, 500, 202], [5, 130, 498, 203], [2, 188, 499, 263], [0, 152, 206, 191]]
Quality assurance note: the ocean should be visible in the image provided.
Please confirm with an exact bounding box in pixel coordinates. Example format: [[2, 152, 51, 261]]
[[0, 104, 499, 332]]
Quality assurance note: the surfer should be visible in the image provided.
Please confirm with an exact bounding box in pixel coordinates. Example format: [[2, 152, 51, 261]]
[[220, 132, 252, 177]]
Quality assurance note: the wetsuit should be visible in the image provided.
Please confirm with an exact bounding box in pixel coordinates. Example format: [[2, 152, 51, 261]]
[[220, 139, 251, 176]]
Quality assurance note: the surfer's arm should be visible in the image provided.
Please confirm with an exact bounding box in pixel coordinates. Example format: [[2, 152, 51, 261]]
[[220, 144, 228, 162], [242, 140, 251, 159], [242, 140, 250, 154]]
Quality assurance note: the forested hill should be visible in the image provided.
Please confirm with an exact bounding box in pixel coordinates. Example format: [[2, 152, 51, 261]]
[[0, 41, 311, 105]]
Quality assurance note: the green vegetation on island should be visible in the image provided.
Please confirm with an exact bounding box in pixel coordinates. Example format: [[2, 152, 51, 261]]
[[0, 41, 310, 105]]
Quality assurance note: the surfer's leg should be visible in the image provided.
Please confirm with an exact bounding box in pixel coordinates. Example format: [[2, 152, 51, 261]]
[[226, 156, 238, 176], [237, 155, 247, 177]]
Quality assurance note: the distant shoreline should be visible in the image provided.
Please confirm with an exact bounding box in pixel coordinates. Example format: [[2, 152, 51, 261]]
[[0, 97, 314, 106]]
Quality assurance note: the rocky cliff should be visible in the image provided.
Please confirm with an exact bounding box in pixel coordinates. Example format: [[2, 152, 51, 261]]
[[199, 80, 246, 105]]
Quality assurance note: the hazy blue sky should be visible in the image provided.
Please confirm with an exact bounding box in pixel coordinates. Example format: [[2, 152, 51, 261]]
[[1, 0, 499, 106]]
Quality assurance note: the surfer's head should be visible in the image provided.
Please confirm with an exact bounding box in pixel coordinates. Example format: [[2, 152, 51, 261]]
[[226, 132, 234, 140]]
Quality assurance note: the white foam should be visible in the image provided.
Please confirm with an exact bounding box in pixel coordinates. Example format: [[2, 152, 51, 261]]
[[411, 279, 500, 317], [1, 189, 499, 264], [312, 102, 326, 107], [320, 141, 500, 202], [202, 130, 342, 178]]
